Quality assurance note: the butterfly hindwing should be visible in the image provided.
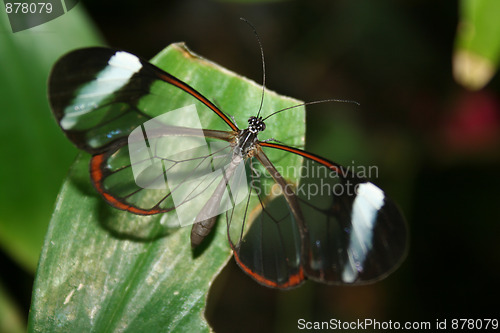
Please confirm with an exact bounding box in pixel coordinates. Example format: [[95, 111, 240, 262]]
[[227, 153, 305, 288]]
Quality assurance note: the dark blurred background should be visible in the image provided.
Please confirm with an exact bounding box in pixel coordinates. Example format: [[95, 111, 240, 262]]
[[1, 0, 499, 332]]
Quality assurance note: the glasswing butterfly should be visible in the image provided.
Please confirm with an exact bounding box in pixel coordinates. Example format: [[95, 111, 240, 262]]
[[48, 42, 407, 289]]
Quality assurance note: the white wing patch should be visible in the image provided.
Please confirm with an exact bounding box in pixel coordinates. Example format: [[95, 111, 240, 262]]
[[342, 182, 385, 283], [61, 51, 143, 129]]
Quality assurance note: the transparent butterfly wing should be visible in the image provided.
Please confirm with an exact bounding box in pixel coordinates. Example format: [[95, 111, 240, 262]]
[[49, 47, 243, 223], [227, 154, 305, 288], [295, 158, 407, 284], [49, 47, 237, 154], [228, 143, 407, 288]]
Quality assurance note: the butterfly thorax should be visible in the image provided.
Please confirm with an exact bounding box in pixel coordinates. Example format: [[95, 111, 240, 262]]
[[234, 116, 266, 157]]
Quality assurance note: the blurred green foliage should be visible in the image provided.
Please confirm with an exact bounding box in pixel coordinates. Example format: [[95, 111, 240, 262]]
[[0, 5, 102, 272], [454, 0, 500, 89], [0, 5, 102, 332], [0, 283, 24, 333]]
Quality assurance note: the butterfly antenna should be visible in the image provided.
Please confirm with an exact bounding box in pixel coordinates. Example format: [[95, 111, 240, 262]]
[[262, 98, 360, 121], [240, 17, 266, 118]]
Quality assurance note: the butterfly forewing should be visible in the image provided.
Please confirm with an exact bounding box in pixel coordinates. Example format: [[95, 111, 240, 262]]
[[49, 47, 245, 224], [291, 155, 407, 284], [228, 143, 407, 287], [49, 48, 155, 153]]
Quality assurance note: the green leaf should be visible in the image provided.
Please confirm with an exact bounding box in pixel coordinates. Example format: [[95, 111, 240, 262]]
[[453, 0, 500, 89], [0, 5, 103, 272], [28, 43, 305, 332]]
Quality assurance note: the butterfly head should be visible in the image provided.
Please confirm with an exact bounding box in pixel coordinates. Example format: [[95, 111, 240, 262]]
[[248, 116, 266, 134]]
